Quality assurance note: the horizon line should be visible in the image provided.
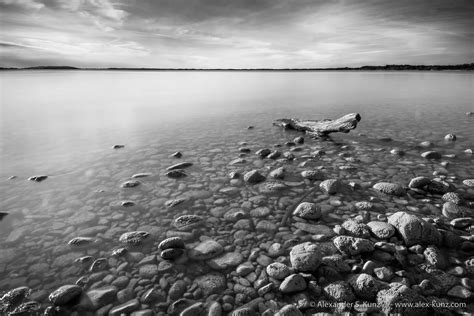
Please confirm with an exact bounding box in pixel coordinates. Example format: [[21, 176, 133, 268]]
[[1, 63, 473, 71]]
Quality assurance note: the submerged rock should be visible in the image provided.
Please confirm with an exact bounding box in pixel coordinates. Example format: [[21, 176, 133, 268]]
[[119, 231, 150, 246], [165, 169, 187, 178], [68, 237, 96, 247], [243, 170, 266, 184], [28, 175, 47, 182], [195, 273, 226, 296], [167, 162, 193, 170], [373, 182, 405, 196], [188, 239, 223, 260], [173, 215, 204, 231], [208, 252, 243, 270], [301, 170, 324, 180], [320, 179, 343, 194], [293, 202, 321, 220], [121, 180, 140, 188], [421, 151, 442, 159], [48, 285, 82, 306]]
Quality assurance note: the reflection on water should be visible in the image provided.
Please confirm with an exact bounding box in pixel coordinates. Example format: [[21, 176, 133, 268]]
[[0, 71, 473, 314]]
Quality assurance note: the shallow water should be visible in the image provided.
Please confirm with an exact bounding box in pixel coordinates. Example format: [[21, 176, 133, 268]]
[[0, 70, 473, 314]]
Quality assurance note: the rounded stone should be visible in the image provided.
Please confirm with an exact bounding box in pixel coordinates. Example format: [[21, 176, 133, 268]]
[[293, 202, 321, 220], [442, 202, 472, 219], [301, 170, 324, 180], [173, 215, 204, 231], [341, 220, 370, 238], [349, 273, 381, 300], [243, 170, 266, 184], [279, 274, 307, 293], [367, 221, 396, 239], [421, 151, 442, 159], [323, 281, 355, 302], [444, 134, 456, 141], [373, 182, 405, 196], [160, 248, 184, 260], [266, 262, 291, 280], [49, 285, 82, 306], [289, 242, 322, 272], [195, 273, 226, 296], [158, 237, 185, 251], [319, 179, 343, 194], [387, 212, 441, 246]]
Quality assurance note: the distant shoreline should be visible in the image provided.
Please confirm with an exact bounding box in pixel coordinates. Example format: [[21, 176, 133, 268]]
[[1, 63, 473, 71]]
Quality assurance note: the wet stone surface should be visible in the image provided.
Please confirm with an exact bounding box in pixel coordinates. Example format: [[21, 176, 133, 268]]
[[0, 118, 473, 315]]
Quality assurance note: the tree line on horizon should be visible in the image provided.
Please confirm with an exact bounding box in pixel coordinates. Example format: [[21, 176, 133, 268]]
[[1, 63, 473, 70]]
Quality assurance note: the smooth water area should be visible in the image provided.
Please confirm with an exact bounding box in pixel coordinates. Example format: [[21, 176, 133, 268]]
[[0, 71, 473, 313]]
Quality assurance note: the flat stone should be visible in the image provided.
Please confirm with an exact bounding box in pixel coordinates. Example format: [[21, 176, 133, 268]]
[[294, 223, 334, 237], [167, 162, 193, 170], [188, 240, 224, 260], [79, 286, 117, 310], [250, 207, 271, 218], [121, 180, 140, 188], [421, 151, 442, 159], [165, 169, 187, 178], [139, 265, 158, 279], [208, 252, 243, 270], [195, 273, 226, 296]]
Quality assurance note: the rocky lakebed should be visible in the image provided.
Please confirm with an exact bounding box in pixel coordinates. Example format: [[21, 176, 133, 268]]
[[0, 115, 473, 316]]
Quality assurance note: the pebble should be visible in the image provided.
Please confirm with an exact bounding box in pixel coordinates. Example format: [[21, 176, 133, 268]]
[[293, 202, 321, 220], [173, 215, 204, 231], [266, 263, 291, 280], [319, 179, 343, 194], [421, 151, 442, 159], [208, 252, 244, 270], [119, 231, 150, 246], [372, 182, 405, 196], [279, 274, 307, 293], [243, 170, 266, 184], [188, 239, 224, 260]]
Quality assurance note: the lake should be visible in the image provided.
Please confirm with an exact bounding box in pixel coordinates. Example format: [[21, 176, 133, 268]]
[[0, 71, 473, 315]]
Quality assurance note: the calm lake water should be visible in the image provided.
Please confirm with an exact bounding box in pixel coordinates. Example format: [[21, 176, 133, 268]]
[[0, 71, 473, 314]]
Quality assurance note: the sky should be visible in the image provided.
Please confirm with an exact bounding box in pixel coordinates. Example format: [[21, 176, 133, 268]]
[[0, 0, 473, 68]]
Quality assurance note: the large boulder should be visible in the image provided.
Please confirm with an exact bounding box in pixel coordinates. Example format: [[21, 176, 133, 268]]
[[387, 212, 441, 246]]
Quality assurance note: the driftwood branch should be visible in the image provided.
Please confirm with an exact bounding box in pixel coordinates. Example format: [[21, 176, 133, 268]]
[[274, 113, 361, 137]]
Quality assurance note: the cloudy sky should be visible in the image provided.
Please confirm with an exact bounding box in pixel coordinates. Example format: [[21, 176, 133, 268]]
[[1, 0, 472, 68]]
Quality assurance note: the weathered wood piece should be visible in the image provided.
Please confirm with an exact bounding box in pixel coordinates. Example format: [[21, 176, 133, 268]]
[[274, 113, 361, 137]]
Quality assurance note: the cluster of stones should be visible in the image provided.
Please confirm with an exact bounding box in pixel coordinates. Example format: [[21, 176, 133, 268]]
[[2, 127, 473, 316]]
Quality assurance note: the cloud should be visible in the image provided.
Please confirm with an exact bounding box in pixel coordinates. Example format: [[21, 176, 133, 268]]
[[0, 0, 44, 10], [1, 0, 473, 67]]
